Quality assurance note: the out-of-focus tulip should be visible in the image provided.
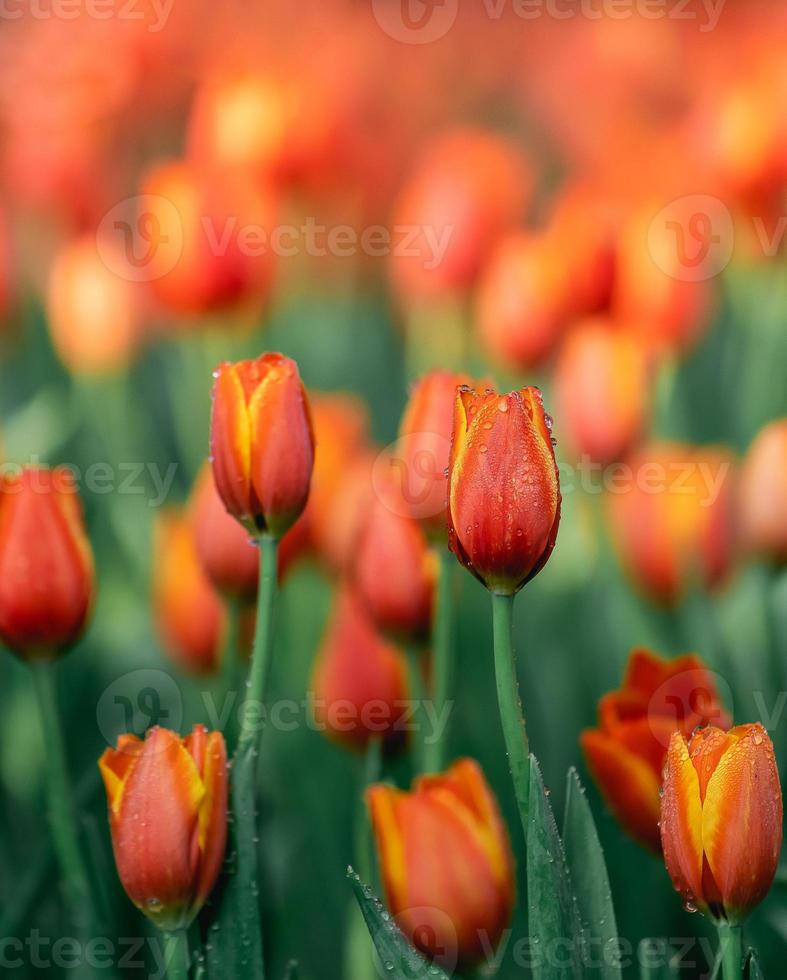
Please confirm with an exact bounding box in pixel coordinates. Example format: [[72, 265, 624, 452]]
[[153, 510, 224, 674], [317, 450, 376, 573], [397, 371, 473, 538], [353, 469, 435, 641], [0, 209, 11, 323], [582, 647, 730, 852], [99, 725, 228, 930], [554, 318, 651, 465], [139, 160, 277, 317], [210, 353, 314, 538], [190, 463, 258, 601], [661, 723, 782, 922], [390, 128, 531, 302], [612, 204, 711, 355], [447, 385, 561, 595], [476, 232, 570, 371], [311, 586, 408, 752], [738, 419, 787, 564], [46, 234, 142, 376], [0, 467, 94, 659], [606, 442, 736, 606], [367, 758, 514, 971]]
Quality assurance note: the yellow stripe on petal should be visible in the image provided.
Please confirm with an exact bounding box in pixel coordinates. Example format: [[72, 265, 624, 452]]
[[661, 732, 705, 910], [367, 785, 408, 913]]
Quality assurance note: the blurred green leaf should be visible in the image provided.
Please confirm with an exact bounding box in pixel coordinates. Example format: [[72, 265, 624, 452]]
[[347, 867, 450, 980], [283, 961, 299, 980], [638, 940, 680, 980], [527, 756, 584, 980], [562, 768, 621, 980]]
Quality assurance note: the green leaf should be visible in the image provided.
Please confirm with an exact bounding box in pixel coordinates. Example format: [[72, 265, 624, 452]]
[[527, 756, 585, 980], [638, 939, 680, 980], [745, 948, 764, 980], [347, 867, 450, 980], [562, 768, 622, 979]]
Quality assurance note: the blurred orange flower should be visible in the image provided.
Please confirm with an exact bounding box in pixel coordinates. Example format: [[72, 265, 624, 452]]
[[738, 419, 787, 564]]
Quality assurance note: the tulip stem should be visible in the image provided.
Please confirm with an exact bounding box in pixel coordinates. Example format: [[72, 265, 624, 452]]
[[425, 547, 454, 773], [163, 929, 190, 980], [406, 647, 427, 775], [221, 598, 242, 752], [491, 593, 530, 831], [30, 661, 97, 935], [716, 923, 742, 980], [237, 534, 279, 750]]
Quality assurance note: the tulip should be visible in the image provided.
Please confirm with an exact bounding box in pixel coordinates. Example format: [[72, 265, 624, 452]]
[[353, 468, 435, 641], [153, 509, 225, 674], [311, 586, 409, 752], [46, 234, 142, 376], [397, 371, 473, 538], [210, 352, 315, 538], [447, 385, 561, 595], [99, 725, 228, 931], [475, 231, 570, 371], [367, 758, 514, 972], [554, 318, 651, 465], [738, 419, 787, 564], [606, 442, 736, 606], [190, 463, 259, 601], [0, 466, 94, 659], [661, 723, 782, 923], [582, 647, 729, 851]]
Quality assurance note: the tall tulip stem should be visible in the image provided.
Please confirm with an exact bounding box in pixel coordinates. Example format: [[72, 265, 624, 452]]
[[716, 923, 743, 980], [406, 647, 427, 775], [425, 547, 454, 773], [30, 661, 96, 933], [491, 592, 530, 832], [163, 929, 190, 980]]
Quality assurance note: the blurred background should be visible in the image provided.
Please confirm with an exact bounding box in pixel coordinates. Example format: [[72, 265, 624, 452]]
[[1, 0, 787, 977]]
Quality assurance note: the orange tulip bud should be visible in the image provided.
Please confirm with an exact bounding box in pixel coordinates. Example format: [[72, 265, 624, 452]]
[[738, 419, 787, 564], [153, 509, 225, 675], [606, 442, 736, 606], [476, 231, 570, 371], [353, 470, 435, 641], [661, 723, 782, 922], [447, 385, 561, 595], [311, 586, 409, 752], [210, 353, 315, 538], [0, 467, 94, 659], [99, 725, 228, 930], [554, 318, 652, 465], [367, 758, 514, 972], [46, 234, 142, 377], [397, 371, 473, 538], [582, 647, 729, 852], [190, 463, 258, 601]]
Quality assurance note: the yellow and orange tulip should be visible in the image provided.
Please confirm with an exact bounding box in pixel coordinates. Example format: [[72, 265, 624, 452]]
[[99, 725, 228, 931], [738, 419, 787, 564], [367, 758, 514, 972], [661, 723, 782, 922]]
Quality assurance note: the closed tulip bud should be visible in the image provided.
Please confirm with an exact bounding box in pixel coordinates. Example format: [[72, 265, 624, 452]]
[[153, 510, 225, 674], [476, 232, 570, 371], [554, 318, 652, 465], [447, 385, 561, 595], [311, 586, 409, 752], [190, 463, 258, 601], [397, 371, 473, 538], [353, 470, 435, 641], [606, 442, 736, 606], [210, 353, 315, 538], [738, 419, 787, 564], [0, 467, 94, 659], [99, 725, 228, 931], [46, 234, 142, 377], [661, 723, 782, 922], [367, 758, 514, 972], [582, 648, 729, 852]]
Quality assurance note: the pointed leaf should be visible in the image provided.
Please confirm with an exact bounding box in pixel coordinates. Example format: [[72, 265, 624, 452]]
[[347, 867, 450, 980], [562, 768, 622, 979], [527, 756, 585, 979], [745, 948, 764, 980]]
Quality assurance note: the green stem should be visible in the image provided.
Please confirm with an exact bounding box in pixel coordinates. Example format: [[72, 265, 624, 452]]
[[220, 599, 242, 753], [237, 536, 278, 749], [424, 548, 453, 773], [491, 592, 530, 833], [405, 647, 427, 776], [30, 661, 96, 933], [163, 929, 190, 980], [716, 923, 742, 980]]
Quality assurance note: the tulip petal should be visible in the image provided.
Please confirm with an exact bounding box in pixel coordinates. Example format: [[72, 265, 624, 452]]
[[194, 731, 229, 907], [661, 732, 705, 911], [98, 736, 144, 816], [210, 363, 253, 521], [367, 785, 409, 912]]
